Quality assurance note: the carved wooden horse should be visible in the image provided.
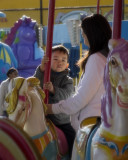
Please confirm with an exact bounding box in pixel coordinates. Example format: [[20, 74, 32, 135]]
[[0, 118, 42, 160], [6, 77, 69, 160], [72, 39, 128, 160]]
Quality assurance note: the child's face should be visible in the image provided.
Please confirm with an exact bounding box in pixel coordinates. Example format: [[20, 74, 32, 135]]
[[51, 51, 68, 72]]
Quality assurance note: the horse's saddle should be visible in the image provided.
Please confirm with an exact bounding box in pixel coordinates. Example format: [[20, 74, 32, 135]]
[[46, 119, 69, 157], [74, 116, 101, 159]]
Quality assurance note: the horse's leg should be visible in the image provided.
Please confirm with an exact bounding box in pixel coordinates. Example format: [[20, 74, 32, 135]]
[[71, 144, 78, 160]]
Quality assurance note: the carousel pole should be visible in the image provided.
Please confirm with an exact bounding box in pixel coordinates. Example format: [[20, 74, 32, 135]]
[[112, 0, 123, 39], [44, 0, 56, 103], [97, 0, 100, 14]]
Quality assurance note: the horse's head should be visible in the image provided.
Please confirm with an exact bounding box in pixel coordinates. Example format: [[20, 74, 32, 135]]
[[5, 77, 31, 127], [6, 76, 47, 129], [73, 39, 128, 160], [101, 39, 128, 128]]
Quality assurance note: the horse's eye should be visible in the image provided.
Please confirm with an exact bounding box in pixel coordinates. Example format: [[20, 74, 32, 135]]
[[110, 57, 118, 67]]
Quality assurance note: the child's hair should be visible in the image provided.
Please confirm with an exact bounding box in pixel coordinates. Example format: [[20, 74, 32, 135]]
[[52, 45, 69, 59], [78, 14, 112, 71], [6, 67, 18, 77]]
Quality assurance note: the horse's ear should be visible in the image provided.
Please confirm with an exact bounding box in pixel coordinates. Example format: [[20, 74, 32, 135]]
[[108, 39, 119, 51]]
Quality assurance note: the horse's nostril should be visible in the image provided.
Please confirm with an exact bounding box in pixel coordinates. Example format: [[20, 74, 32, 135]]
[[118, 85, 123, 93]]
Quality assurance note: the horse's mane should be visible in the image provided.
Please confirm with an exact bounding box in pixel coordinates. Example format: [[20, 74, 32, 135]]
[[5, 16, 38, 46], [6, 77, 47, 116], [101, 39, 128, 127], [6, 77, 25, 114], [27, 77, 47, 114]]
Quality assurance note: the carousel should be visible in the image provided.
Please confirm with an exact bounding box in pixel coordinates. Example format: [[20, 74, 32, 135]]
[[0, 0, 128, 159]]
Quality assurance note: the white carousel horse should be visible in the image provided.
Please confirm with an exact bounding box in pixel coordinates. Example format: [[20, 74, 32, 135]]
[[72, 39, 128, 160], [5, 77, 69, 160]]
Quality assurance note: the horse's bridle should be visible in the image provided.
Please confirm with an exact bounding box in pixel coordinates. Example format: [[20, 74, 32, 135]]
[[17, 94, 32, 127]]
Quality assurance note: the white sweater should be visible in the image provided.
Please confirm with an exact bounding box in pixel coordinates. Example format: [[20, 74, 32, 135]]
[[52, 53, 106, 132]]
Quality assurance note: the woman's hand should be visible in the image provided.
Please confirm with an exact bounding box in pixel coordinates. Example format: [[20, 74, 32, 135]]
[[46, 104, 53, 114]]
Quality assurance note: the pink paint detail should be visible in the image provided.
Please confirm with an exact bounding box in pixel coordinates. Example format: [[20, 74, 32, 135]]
[[117, 96, 128, 109], [19, 95, 26, 102]]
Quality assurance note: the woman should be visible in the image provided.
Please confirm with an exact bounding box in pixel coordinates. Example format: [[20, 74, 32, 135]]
[[46, 14, 112, 132]]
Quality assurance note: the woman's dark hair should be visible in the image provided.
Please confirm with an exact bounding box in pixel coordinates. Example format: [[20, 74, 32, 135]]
[[6, 67, 18, 77], [78, 14, 112, 71]]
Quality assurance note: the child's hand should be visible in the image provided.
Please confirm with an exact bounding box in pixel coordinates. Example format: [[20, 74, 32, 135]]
[[43, 82, 55, 94], [40, 55, 49, 71]]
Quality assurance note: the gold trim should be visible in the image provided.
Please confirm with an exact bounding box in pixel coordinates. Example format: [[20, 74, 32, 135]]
[[100, 128, 128, 141]]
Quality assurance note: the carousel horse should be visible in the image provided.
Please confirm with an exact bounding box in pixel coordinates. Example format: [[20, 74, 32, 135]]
[[0, 118, 42, 160], [72, 39, 128, 160], [5, 77, 69, 160]]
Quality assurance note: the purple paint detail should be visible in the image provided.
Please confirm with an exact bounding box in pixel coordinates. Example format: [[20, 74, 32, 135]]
[[118, 43, 128, 71], [102, 59, 113, 127]]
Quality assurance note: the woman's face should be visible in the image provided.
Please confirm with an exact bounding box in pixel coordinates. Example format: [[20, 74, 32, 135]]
[[81, 30, 90, 47]]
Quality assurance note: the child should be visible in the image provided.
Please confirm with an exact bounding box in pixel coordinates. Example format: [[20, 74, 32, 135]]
[[0, 67, 18, 115], [34, 45, 75, 158]]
